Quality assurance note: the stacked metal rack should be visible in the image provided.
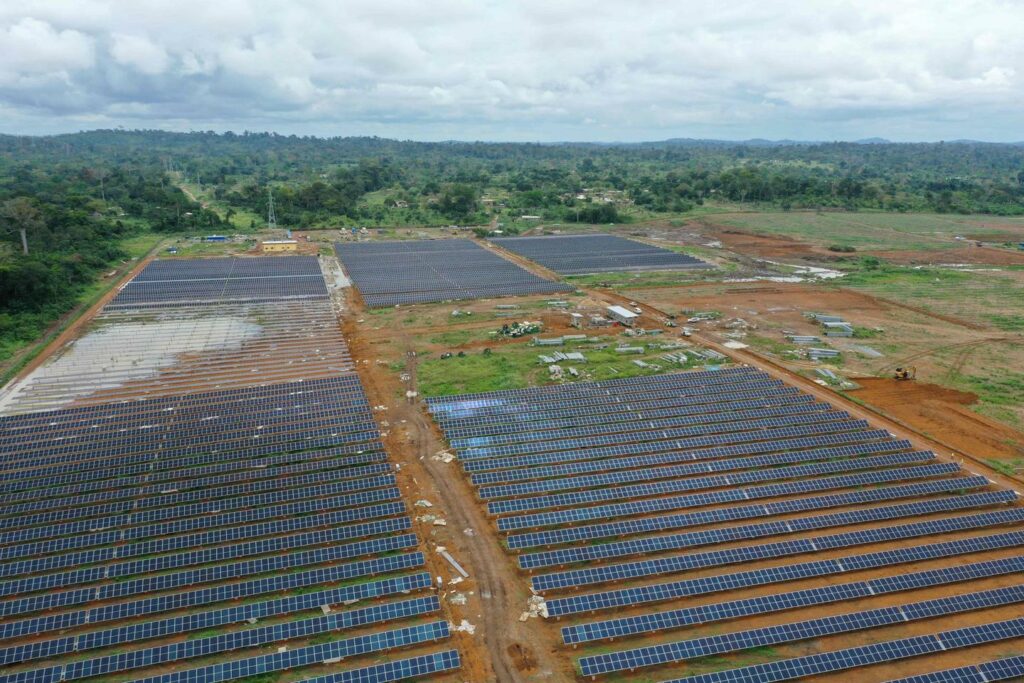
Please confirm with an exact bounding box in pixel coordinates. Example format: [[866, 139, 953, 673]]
[[426, 367, 1024, 681], [490, 233, 710, 275], [334, 238, 572, 307], [0, 256, 460, 683]]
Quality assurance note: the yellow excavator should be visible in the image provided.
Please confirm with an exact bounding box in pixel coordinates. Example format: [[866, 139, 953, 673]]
[[893, 366, 917, 381]]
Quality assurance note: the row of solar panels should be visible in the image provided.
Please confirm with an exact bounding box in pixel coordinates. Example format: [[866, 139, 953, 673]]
[[0, 257, 461, 682], [110, 256, 328, 307], [132, 256, 323, 282], [579, 583, 1024, 676], [336, 238, 572, 307], [490, 233, 710, 275], [426, 368, 1024, 681], [663, 618, 1024, 683], [0, 374, 365, 431]]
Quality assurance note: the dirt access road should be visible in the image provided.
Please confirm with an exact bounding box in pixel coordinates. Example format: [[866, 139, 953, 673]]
[[343, 314, 563, 683]]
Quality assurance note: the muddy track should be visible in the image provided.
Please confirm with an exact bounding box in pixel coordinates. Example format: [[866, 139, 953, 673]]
[[347, 313, 559, 682]]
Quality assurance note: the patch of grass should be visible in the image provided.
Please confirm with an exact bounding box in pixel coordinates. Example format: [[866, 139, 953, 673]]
[[961, 371, 1024, 417], [429, 330, 479, 346], [715, 210, 1024, 251], [989, 314, 1024, 331], [852, 326, 882, 338], [416, 338, 721, 397], [986, 459, 1023, 476]]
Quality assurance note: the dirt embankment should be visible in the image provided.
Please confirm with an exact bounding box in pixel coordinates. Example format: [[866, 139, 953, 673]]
[[850, 378, 1024, 461]]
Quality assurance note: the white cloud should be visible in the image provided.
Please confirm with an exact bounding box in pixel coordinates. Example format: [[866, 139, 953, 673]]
[[0, 0, 1022, 140], [109, 33, 170, 75]]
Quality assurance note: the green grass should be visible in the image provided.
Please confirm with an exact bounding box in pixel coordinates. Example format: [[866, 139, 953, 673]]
[[417, 339, 718, 396], [428, 330, 480, 346], [712, 210, 1024, 252], [829, 261, 1024, 328], [986, 459, 1024, 476]]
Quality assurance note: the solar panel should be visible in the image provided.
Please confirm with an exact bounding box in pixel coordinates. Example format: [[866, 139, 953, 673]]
[[336, 238, 571, 307], [498, 458, 946, 532], [29, 596, 443, 681], [490, 233, 711, 275], [579, 584, 1024, 676], [533, 507, 1024, 593], [546, 529, 1024, 617], [507, 473, 983, 550], [519, 491, 1015, 570], [660, 617, 1024, 683], [562, 554, 1024, 645], [489, 450, 934, 517]]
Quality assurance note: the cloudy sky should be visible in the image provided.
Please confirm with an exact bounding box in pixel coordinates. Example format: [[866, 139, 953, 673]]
[[1, 0, 1022, 142]]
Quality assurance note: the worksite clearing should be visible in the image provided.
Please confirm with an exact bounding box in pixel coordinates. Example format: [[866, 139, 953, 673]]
[[0, 213, 1023, 683]]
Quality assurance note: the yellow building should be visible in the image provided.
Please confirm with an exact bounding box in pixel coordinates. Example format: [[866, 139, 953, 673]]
[[261, 240, 298, 253]]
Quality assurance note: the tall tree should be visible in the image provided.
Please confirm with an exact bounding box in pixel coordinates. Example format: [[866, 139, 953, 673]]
[[1, 197, 44, 255]]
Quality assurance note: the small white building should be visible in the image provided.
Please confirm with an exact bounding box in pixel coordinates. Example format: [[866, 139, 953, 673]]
[[607, 305, 640, 327]]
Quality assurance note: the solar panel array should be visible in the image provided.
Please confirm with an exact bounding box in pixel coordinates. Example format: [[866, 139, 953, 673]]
[[426, 366, 1024, 681], [334, 238, 572, 307], [0, 257, 353, 414], [0, 257, 460, 682], [109, 255, 328, 308], [490, 233, 711, 275]]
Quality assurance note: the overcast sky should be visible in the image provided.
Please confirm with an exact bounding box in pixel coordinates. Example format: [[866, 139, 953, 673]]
[[1, 0, 1022, 142]]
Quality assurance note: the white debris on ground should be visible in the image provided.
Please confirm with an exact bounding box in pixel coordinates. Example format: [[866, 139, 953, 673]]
[[415, 500, 433, 508], [448, 576, 464, 587], [447, 592, 467, 606], [451, 619, 476, 634], [723, 340, 749, 349], [520, 595, 548, 621], [432, 451, 456, 463], [416, 514, 438, 523], [463, 528, 475, 537], [432, 518, 447, 526]]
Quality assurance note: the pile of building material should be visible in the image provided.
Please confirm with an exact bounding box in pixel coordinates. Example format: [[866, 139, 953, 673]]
[[808, 347, 841, 361], [615, 346, 644, 354], [688, 348, 727, 362], [851, 345, 884, 358], [534, 336, 564, 346], [786, 334, 822, 344], [806, 312, 854, 337], [499, 321, 541, 337], [538, 351, 587, 364]]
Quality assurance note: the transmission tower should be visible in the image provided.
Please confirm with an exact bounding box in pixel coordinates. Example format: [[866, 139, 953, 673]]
[[267, 188, 277, 229]]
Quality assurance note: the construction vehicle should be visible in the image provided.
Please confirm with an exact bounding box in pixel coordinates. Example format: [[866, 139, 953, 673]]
[[893, 366, 916, 381]]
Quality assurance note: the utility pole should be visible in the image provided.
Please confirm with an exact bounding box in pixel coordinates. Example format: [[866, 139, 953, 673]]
[[267, 188, 277, 229]]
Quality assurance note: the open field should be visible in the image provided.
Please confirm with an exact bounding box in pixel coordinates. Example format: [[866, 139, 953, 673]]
[[704, 210, 1024, 253]]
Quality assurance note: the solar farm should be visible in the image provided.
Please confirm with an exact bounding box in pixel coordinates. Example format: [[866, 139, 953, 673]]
[[0, 257, 463, 683], [489, 233, 710, 275], [426, 366, 1024, 682], [334, 238, 572, 307]]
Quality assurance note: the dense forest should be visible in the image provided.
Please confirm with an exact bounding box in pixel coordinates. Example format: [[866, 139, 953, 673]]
[[1, 129, 1023, 364], [0, 149, 223, 364], [3, 131, 1024, 231]]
